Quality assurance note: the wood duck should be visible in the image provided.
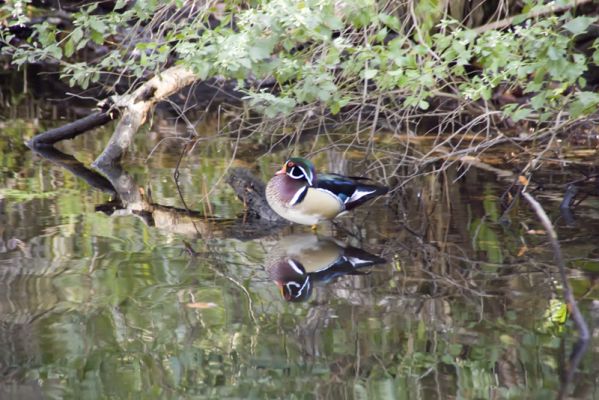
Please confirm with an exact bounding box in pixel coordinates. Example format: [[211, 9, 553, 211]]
[[265, 157, 388, 226], [267, 234, 386, 302]]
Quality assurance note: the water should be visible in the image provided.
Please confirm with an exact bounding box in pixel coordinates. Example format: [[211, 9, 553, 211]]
[[1, 90, 598, 398]]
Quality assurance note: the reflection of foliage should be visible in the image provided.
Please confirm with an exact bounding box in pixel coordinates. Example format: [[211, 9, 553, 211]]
[[0, 188, 65, 201], [0, 122, 32, 171], [469, 186, 504, 265], [0, 133, 597, 398]]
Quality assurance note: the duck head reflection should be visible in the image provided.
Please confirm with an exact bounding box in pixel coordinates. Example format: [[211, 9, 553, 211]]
[[267, 234, 387, 302]]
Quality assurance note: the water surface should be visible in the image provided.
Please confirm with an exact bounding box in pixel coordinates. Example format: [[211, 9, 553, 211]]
[[0, 91, 598, 399]]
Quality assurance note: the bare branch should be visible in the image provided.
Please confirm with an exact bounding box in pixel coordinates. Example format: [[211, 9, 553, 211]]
[[93, 65, 199, 167]]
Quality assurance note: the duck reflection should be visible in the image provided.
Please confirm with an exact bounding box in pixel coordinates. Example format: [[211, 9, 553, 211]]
[[267, 234, 386, 302]]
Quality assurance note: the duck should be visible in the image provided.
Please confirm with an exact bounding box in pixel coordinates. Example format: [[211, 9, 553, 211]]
[[266, 234, 387, 302], [265, 157, 388, 226]]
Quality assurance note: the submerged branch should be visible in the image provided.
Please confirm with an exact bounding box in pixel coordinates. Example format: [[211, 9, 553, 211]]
[[521, 191, 590, 399], [92, 163, 286, 239], [28, 143, 286, 239]]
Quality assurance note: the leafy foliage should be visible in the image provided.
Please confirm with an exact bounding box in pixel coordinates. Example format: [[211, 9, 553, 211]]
[[1, 0, 598, 124]]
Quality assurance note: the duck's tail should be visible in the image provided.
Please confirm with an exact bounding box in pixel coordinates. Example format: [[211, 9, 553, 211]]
[[345, 184, 389, 210]]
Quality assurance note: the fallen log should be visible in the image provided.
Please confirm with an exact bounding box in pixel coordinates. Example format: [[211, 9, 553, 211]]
[[226, 167, 286, 223]]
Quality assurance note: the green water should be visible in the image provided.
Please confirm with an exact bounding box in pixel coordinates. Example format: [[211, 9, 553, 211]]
[[1, 108, 598, 398]]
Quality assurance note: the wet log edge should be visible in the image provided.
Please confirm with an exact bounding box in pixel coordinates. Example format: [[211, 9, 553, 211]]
[[226, 167, 288, 223], [521, 191, 590, 399]]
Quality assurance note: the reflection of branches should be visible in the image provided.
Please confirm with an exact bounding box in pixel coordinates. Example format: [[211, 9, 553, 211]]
[[97, 163, 287, 239], [30, 144, 287, 240], [183, 241, 258, 324], [28, 145, 116, 195]]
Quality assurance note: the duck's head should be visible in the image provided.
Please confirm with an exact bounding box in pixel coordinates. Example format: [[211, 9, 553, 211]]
[[275, 157, 316, 187], [268, 258, 313, 302]]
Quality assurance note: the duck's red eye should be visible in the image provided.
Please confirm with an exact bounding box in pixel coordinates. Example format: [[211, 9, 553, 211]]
[[287, 162, 295, 167]]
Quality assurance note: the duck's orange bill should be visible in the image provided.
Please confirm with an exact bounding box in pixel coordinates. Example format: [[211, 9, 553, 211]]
[[275, 166, 286, 175], [278, 283, 284, 297]]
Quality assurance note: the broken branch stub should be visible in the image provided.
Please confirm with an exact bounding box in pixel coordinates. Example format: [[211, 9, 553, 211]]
[[92, 65, 199, 167]]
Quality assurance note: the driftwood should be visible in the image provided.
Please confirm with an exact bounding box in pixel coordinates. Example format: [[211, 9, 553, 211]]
[[25, 65, 198, 164], [226, 167, 286, 223]]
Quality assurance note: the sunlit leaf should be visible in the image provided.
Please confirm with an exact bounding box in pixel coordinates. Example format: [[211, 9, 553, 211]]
[[563, 16, 596, 36]]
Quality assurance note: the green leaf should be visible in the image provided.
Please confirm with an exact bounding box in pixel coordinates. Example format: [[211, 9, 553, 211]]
[[375, 27, 388, 43], [114, 0, 128, 10], [248, 37, 275, 62], [546, 46, 561, 61], [577, 90, 599, 106], [71, 27, 83, 44], [326, 15, 344, 31], [511, 107, 532, 122], [90, 30, 104, 45], [194, 61, 210, 80], [89, 18, 107, 34], [448, 343, 462, 356], [378, 13, 401, 32], [530, 93, 547, 110], [512, 14, 528, 25], [329, 96, 350, 115], [593, 40, 599, 64], [47, 44, 62, 60], [563, 16, 596, 36], [544, 299, 568, 327], [64, 39, 75, 57], [362, 69, 378, 80], [569, 101, 586, 118], [570, 91, 599, 117]]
